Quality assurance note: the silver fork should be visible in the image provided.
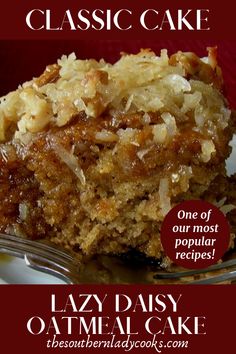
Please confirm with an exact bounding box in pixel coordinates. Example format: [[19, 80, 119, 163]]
[[153, 259, 236, 284], [0, 233, 236, 284], [0, 233, 80, 284]]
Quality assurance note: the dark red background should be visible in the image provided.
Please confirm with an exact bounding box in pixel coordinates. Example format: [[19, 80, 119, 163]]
[[161, 200, 230, 269], [1, 1, 236, 354], [1, 39, 236, 109], [1, 285, 235, 353], [0, 0, 236, 40], [0, 1, 236, 106]]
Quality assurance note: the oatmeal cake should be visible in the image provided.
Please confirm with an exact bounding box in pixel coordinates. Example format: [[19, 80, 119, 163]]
[[0, 47, 235, 262]]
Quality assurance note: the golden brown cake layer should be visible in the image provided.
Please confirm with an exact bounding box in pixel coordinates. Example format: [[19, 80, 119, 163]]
[[0, 48, 234, 261]]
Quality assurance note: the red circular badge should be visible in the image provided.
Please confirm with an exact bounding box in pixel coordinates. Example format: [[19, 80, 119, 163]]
[[160, 200, 230, 269]]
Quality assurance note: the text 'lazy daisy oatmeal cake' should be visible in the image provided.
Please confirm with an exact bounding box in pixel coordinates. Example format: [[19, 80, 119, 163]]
[[0, 47, 235, 265]]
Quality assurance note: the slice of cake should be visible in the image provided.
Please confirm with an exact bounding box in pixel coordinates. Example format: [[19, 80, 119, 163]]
[[0, 47, 235, 263]]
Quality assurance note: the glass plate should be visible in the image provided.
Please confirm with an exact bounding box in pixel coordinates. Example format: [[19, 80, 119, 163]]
[[0, 256, 66, 284]]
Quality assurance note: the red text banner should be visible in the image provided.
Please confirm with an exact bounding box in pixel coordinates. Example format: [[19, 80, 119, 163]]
[[0, 285, 235, 353], [0, 0, 235, 40]]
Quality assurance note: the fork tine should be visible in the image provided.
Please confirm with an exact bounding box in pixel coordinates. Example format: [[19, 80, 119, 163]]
[[0, 233, 75, 263], [0, 233, 80, 283], [154, 258, 236, 280], [1, 233, 236, 284], [24, 254, 77, 284], [189, 270, 236, 284]]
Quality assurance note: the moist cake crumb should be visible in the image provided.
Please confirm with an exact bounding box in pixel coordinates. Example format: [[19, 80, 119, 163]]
[[0, 47, 235, 263]]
